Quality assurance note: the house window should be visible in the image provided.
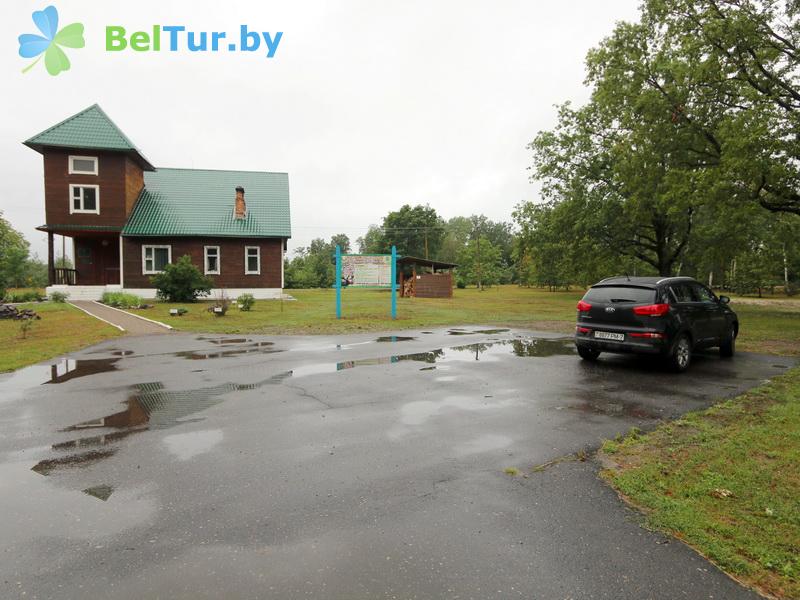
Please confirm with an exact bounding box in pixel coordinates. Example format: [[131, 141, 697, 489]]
[[68, 155, 98, 175], [69, 184, 100, 214], [245, 246, 260, 275], [204, 246, 220, 275], [142, 245, 171, 274]]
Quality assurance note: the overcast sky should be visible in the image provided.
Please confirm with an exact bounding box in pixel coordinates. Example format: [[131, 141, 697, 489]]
[[1, 0, 640, 260]]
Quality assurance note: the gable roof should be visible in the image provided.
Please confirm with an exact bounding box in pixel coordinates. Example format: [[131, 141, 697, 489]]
[[122, 168, 291, 238], [24, 104, 155, 171]]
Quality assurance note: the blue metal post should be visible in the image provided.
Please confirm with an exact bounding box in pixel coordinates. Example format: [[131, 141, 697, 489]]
[[335, 245, 342, 319], [391, 245, 397, 320]]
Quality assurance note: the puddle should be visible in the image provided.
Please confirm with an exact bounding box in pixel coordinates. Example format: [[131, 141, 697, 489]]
[[163, 429, 223, 461], [207, 338, 252, 345], [176, 342, 280, 360], [111, 350, 134, 357], [421, 331, 434, 334], [473, 329, 510, 334], [83, 484, 114, 501], [289, 338, 574, 378], [375, 336, 416, 342], [447, 330, 474, 336], [33, 373, 292, 476], [772, 364, 789, 369], [46, 358, 120, 384]]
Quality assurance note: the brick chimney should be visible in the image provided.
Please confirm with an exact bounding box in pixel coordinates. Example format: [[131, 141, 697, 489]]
[[234, 186, 246, 219]]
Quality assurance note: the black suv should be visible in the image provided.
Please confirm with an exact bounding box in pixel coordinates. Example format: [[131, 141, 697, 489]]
[[574, 276, 738, 372]]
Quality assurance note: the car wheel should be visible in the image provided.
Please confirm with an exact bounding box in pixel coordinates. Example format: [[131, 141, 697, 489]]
[[720, 325, 736, 358], [577, 346, 600, 361], [669, 334, 692, 372]]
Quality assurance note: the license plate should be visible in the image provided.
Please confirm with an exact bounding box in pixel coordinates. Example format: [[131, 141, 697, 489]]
[[594, 331, 625, 341]]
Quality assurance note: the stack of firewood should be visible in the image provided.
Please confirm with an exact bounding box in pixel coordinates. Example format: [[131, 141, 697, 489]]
[[0, 305, 41, 320]]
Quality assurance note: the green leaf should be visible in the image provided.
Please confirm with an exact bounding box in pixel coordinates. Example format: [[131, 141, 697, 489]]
[[44, 44, 71, 76], [53, 23, 85, 48]]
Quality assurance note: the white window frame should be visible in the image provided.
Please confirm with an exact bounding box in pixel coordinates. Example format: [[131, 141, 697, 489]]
[[68, 155, 99, 175], [245, 246, 261, 275], [142, 245, 172, 275], [69, 184, 100, 214], [204, 245, 221, 275]]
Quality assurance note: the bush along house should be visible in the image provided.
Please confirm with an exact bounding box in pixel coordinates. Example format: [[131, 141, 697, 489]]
[[25, 104, 291, 300]]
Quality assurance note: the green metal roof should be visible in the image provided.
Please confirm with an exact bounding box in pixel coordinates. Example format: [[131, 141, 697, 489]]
[[122, 168, 291, 238], [24, 104, 155, 171]]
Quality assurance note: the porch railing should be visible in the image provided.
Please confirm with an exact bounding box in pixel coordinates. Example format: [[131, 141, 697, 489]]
[[53, 268, 77, 286]]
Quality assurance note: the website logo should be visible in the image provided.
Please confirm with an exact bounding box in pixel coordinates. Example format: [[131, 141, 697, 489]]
[[19, 6, 85, 76]]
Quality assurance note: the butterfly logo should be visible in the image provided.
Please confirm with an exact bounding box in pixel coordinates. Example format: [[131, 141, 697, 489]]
[[19, 6, 85, 76]]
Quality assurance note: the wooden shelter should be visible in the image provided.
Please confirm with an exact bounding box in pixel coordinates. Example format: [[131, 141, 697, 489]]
[[397, 256, 457, 298]]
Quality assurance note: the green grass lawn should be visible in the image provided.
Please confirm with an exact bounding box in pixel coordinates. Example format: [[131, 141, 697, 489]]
[[132, 286, 584, 335], [600, 368, 800, 599], [132, 286, 800, 355], [0, 302, 122, 372]]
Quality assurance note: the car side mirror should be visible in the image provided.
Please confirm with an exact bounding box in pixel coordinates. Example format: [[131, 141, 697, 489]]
[[718, 295, 730, 304]]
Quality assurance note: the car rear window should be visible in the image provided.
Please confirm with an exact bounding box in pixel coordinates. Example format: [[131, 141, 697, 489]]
[[583, 285, 657, 304]]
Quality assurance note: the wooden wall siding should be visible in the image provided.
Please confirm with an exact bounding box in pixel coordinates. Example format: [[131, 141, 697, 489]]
[[414, 273, 453, 298], [122, 237, 283, 288], [124, 157, 145, 216], [42, 149, 144, 227]]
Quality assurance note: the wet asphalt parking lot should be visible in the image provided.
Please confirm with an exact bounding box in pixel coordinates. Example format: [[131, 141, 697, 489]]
[[0, 327, 794, 599]]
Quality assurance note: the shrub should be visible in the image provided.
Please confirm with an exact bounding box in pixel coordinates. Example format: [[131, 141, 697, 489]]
[[18, 319, 34, 339], [49, 291, 69, 303], [151, 255, 213, 302], [208, 290, 231, 316], [5, 289, 44, 303], [237, 293, 255, 311], [101, 291, 142, 308]]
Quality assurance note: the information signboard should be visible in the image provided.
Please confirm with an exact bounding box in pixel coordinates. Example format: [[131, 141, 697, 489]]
[[341, 254, 392, 288]]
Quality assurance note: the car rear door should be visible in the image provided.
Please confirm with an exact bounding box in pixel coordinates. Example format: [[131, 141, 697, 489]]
[[691, 283, 726, 344], [668, 283, 704, 343]]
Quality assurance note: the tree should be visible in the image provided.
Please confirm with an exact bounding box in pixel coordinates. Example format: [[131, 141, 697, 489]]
[[284, 234, 350, 289], [151, 255, 213, 302], [367, 205, 445, 258], [0, 213, 33, 292], [356, 225, 383, 254], [456, 236, 503, 289]]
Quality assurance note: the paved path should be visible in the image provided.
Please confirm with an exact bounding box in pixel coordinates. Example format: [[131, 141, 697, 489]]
[[70, 300, 172, 335], [0, 327, 793, 599]]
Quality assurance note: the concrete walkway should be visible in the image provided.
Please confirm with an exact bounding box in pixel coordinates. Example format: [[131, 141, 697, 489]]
[[70, 300, 173, 335]]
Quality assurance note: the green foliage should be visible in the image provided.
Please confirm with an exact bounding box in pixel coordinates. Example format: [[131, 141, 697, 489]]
[[237, 293, 255, 311], [151, 255, 213, 302], [439, 216, 515, 284], [101, 292, 142, 308], [49, 291, 68, 303], [18, 319, 34, 339], [285, 235, 350, 289], [456, 236, 504, 289], [5, 289, 44, 303], [359, 205, 445, 258]]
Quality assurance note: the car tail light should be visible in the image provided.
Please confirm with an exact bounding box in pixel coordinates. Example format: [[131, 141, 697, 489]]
[[577, 300, 592, 312], [633, 303, 670, 317], [576, 326, 591, 334], [629, 332, 664, 339]]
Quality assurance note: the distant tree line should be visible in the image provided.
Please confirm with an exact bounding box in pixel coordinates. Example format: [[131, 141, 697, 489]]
[[0, 212, 50, 297]]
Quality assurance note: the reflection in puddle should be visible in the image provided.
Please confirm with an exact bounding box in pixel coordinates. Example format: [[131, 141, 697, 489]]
[[163, 429, 223, 461], [46, 358, 120, 384], [375, 336, 416, 342], [473, 329, 510, 334], [83, 484, 114, 501], [289, 339, 574, 378], [176, 342, 280, 360], [33, 373, 291, 476]]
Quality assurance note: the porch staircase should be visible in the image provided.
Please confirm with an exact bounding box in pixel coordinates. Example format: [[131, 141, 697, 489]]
[[46, 285, 122, 301]]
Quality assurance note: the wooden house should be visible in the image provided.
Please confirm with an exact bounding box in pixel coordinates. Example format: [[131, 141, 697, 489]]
[[25, 104, 291, 300]]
